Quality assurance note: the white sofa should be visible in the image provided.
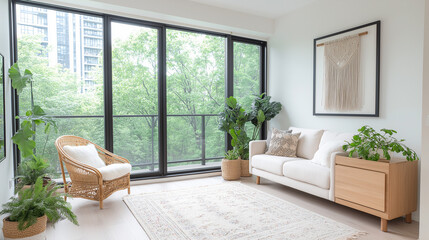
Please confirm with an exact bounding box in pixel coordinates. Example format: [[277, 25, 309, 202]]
[[249, 127, 353, 201]]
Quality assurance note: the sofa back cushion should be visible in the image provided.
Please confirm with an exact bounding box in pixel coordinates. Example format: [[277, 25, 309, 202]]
[[289, 127, 324, 159], [319, 130, 354, 148], [311, 141, 344, 167]]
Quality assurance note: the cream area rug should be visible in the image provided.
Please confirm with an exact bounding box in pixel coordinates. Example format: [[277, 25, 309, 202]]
[[123, 182, 366, 240]]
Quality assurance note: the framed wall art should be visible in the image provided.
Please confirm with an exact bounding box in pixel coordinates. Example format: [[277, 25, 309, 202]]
[[313, 21, 380, 116]]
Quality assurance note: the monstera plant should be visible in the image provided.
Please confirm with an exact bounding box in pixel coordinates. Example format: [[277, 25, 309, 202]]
[[9, 63, 57, 189]]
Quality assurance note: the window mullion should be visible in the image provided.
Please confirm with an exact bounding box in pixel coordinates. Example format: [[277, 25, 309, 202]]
[[103, 15, 113, 151]]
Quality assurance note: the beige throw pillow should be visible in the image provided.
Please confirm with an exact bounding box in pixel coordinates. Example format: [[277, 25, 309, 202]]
[[265, 128, 301, 157], [266, 129, 292, 151]]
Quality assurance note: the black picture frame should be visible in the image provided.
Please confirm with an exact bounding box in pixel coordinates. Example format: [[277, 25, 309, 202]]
[[313, 21, 380, 117]]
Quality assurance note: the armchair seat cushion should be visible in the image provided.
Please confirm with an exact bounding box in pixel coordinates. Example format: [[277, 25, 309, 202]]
[[251, 154, 302, 175], [283, 161, 330, 189], [98, 163, 132, 181]]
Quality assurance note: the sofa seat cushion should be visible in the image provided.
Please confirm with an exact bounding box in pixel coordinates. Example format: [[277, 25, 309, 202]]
[[283, 161, 330, 189], [289, 127, 324, 159], [252, 154, 302, 176], [97, 163, 132, 181]]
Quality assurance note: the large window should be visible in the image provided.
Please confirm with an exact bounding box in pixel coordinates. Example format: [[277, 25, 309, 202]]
[[13, 2, 266, 179], [111, 22, 160, 174], [233, 41, 262, 110], [16, 4, 104, 177], [233, 41, 264, 137], [166, 29, 226, 172]]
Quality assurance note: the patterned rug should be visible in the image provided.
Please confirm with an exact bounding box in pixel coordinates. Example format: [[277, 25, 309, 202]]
[[123, 182, 366, 240]]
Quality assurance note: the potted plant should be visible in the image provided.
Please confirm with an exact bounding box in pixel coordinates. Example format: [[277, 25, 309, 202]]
[[1, 177, 78, 239], [9, 63, 57, 190], [342, 125, 419, 161], [16, 156, 52, 190], [218, 97, 249, 178], [221, 149, 241, 180], [218, 94, 282, 177]]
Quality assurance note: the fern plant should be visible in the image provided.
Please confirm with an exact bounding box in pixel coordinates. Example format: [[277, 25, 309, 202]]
[[0, 177, 78, 231], [224, 149, 240, 160], [16, 155, 52, 189], [343, 125, 419, 161]]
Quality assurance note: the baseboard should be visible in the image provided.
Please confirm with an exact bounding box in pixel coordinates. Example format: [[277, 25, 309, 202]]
[[130, 172, 221, 186]]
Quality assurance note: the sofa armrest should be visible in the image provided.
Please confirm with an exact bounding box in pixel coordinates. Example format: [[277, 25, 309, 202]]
[[329, 151, 348, 201], [249, 140, 267, 173]]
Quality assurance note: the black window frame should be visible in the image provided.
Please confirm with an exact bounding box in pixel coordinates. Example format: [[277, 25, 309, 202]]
[[9, 0, 267, 180]]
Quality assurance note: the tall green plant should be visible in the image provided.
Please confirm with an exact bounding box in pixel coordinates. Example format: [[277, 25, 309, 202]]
[[248, 93, 282, 140], [343, 125, 419, 161], [0, 177, 78, 230], [218, 97, 250, 159], [219, 94, 282, 160], [9, 63, 57, 185]]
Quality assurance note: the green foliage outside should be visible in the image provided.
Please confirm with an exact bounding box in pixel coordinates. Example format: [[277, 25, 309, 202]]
[[343, 125, 419, 161], [0, 177, 78, 230], [17, 26, 262, 175]]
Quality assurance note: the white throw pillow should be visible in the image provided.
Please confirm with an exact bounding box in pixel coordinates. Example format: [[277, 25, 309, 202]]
[[311, 141, 344, 167], [289, 127, 324, 159], [97, 163, 131, 181], [63, 144, 106, 168], [319, 130, 354, 148]]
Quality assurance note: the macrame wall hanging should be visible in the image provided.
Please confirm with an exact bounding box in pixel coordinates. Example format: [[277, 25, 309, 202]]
[[313, 21, 380, 117], [323, 34, 361, 111]]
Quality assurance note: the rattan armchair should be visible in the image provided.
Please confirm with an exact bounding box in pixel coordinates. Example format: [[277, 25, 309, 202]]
[[55, 135, 131, 209]]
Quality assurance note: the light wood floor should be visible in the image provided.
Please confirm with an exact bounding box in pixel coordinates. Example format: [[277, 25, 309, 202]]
[[18, 175, 420, 240]]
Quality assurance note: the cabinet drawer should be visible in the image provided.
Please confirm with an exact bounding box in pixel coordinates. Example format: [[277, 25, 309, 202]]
[[335, 165, 386, 212]]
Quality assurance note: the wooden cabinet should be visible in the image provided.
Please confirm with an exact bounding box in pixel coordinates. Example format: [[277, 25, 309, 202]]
[[334, 156, 418, 232]]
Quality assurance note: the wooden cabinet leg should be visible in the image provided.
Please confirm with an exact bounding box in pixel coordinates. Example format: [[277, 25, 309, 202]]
[[405, 213, 412, 223], [381, 218, 387, 232], [256, 176, 260, 185]]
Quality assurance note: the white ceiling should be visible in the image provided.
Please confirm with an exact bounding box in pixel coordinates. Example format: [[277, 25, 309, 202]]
[[188, 0, 321, 19]]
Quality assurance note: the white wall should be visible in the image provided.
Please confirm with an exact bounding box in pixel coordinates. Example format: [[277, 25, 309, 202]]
[[419, 0, 429, 238], [268, 0, 424, 221], [0, 0, 15, 208]]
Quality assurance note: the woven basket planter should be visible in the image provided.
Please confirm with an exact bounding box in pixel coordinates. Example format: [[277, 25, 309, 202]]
[[2, 215, 47, 239], [221, 159, 241, 181], [240, 159, 252, 177]]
